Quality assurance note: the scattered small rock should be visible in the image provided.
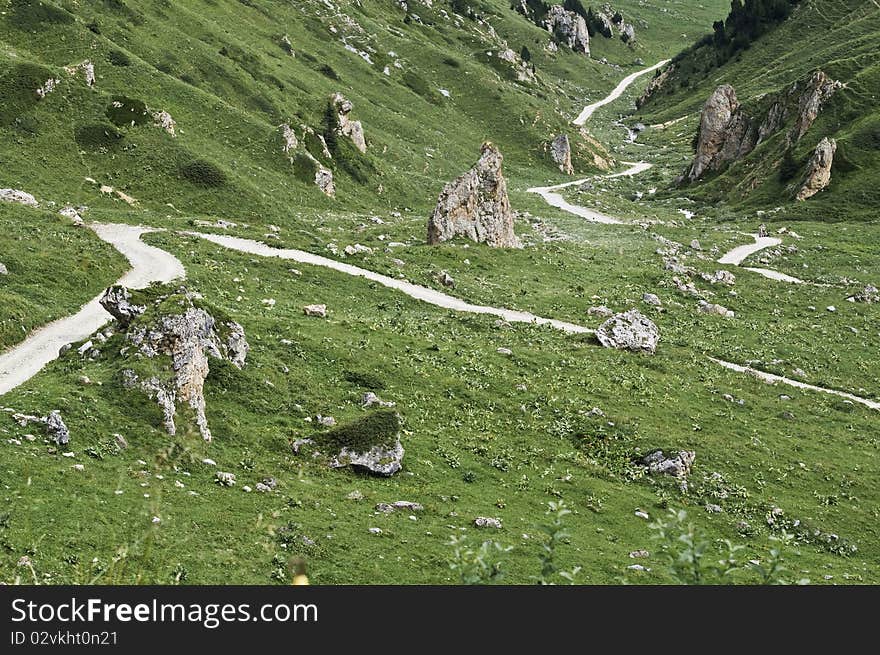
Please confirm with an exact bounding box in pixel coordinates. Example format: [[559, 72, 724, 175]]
[[303, 304, 328, 318], [473, 517, 503, 529]]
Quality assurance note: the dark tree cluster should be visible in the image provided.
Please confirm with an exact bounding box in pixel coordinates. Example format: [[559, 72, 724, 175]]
[[711, 0, 802, 58]]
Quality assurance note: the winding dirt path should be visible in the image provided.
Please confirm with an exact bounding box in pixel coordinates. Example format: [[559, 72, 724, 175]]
[[573, 60, 670, 126], [709, 358, 880, 411], [526, 161, 651, 224], [0, 224, 184, 395], [182, 232, 591, 335], [718, 234, 805, 284]]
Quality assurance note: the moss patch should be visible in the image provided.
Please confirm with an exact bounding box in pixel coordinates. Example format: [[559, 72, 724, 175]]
[[315, 410, 400, 454]]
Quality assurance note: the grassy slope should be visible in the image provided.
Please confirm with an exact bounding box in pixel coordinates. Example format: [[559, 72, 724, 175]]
[[5, 0, 880, 585], [635, 0, 880, 222]]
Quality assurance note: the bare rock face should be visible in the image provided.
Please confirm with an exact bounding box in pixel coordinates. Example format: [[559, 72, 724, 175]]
[[64, 60, 95, 87], [543, 5, 590, 55], [110, 287, 249, 442], [792, 71, 842, 142], [330, 93, 367, 153], [686, 85, 742, 181], [596, 309, 659, 354], [427, 142, 520, 248], [551, 134, 574, 175], [0, 189, 39, 207], [796, 137, 836, 201]]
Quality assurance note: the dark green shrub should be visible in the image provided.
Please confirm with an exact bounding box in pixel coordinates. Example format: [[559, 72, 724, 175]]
[[317, 410, 400, 452], [107, 50, 131, 67], [401, 70, 442, 104], [318, 64, 339, 80], [180, 159, 227, 186], [343, 369, 385, 390], [778, 148, 799, 182], [106, 96, 150, 126], [74, 123, 125, 150]]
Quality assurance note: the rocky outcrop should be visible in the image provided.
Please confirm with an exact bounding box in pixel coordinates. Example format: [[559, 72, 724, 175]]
[[11, 410, 70, 446], [596, 309, 659, 354], [683, 72, 841, 184], [329, 93, 367, 153], [544, 5, 590, 55], [498, 47, 536, 83], [303, 304, 328, 318], [152, 110, 176, 136], [46, 411, 71, 446], [0, 263, 7, 275], [292, 410, 405, 476], [791, 71, 842, 142], [59, 206, 84, 226], [279, 123, 298, 154], [474, 517, 503, 529], [36, 78, 59, 99], [427, 142, 520, 248], [314, 161, 335, 197], [99, 286, 145, 327], [796, 137, 836, 200], [847, 284, 879, 304], [550, 134, 573, 175], [109, 287, 249, 442], [64, 60, 95, 87], [638, 450, 695, 477], [0, 189, 38, 207], [698, 300, 734, 318], [685, 85, 743, 181]]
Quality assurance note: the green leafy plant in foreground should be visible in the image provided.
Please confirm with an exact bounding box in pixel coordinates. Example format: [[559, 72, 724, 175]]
[[534, 501, 582, 585], [446, 535, 512, 585], [645, 509, 809, 585]]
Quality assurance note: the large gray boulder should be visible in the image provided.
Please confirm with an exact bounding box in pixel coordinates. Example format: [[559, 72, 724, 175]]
[[0, 189, 38, 207], [427, 143, 521, 248], [293, 410, 405, 477], [596, 309, 659, 354], [330, 438, 404, 477], [796, 137, 836, 200], [46, 410, 70, 446]]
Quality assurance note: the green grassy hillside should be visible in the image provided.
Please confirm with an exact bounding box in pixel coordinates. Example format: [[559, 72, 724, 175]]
[[4, 1, 880, 586]]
